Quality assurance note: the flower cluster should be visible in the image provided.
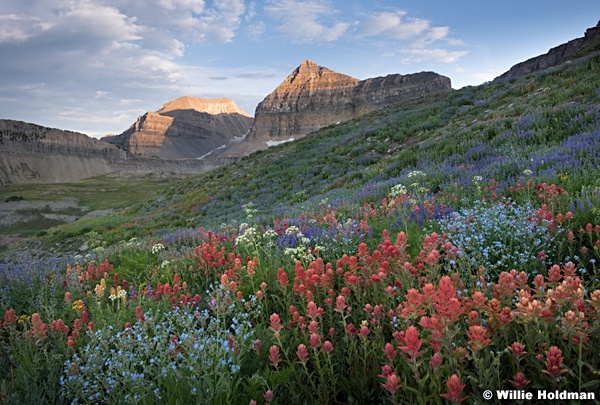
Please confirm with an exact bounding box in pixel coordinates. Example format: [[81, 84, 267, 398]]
[[61, 284, 258, 403], [434, 200, 562, 276]]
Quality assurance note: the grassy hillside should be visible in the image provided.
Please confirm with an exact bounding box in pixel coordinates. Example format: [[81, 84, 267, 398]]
[[1, 52, 599, 404], [110, 52, 600, 241]]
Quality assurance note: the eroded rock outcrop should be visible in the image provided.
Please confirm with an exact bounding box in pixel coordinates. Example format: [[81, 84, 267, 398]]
[[103, 96, 253, 159], [497, 21, 600, 80], [225, 60, 451, 156]]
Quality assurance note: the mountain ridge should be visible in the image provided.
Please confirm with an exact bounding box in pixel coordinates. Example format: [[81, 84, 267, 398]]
[[497, 20, 600, 79], [0, 119, 229, 184], [224, 61, 451, 157]]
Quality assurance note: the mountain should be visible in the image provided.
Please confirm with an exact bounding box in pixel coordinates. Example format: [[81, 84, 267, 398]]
[[102, 96, 253, 159], [497, 20, 600, 79], [0, 120, 227, 184], [224, 60, 451, 157]]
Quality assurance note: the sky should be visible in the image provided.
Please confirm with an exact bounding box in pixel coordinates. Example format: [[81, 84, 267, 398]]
[[0, 1, 598, 138]]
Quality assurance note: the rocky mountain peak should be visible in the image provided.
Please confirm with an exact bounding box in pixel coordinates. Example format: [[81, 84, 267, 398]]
[[102, 96, 253, 159], [282, 60, 359, 91], [158, 96, 252, 117], [223, 60, 451, 157]]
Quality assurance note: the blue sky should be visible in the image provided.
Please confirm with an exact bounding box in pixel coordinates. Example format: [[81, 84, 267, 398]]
[[0, 0, 598, 137]]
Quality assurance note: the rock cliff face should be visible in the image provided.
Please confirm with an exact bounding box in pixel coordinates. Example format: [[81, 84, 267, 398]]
[[498, 21, 600, 80], [225, 60, 451, 156], [0, 120, 230, 184], [102, 96, 253, 159]]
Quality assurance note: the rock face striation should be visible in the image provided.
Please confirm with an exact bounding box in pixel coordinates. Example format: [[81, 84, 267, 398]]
[[102, 96, 253, 159], [0, 120, 229, 184], [225, 60, 451, 156], [497, 21, 600, 80]]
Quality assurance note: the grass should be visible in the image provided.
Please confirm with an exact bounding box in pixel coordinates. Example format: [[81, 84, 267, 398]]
[[0, 176, 174, 250]]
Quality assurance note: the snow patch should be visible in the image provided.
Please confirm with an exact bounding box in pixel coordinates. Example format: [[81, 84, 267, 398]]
[[266, 138, 295, 147], [196, 144, 226, 160], [232, 129, 250, 143]]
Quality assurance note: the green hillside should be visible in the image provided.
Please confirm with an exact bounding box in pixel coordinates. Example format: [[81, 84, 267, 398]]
[[1, 52, 600, 404], [115, 52, 600, 243]]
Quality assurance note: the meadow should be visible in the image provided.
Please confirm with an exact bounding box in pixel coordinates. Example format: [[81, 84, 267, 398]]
[[1, 53, 600, 404]]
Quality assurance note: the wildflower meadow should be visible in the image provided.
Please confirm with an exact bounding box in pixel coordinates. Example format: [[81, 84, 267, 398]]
[[1, 52, 600, 404]]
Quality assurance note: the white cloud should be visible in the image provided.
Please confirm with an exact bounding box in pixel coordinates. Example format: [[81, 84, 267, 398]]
[[362, 10, 462, 52], [0, 14, 47, 43], [193, 0, 246, 43], [265, 0, 349, 43], [363, 11, 429, 40], [158, 0, 205, 14], [401, 48, 468, 64]]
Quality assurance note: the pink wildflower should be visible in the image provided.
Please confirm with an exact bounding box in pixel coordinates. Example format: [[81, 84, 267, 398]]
[[384, 342, 397, 361], [3, 308, 16, 327], [510, 372, 531, 389], [306, 301, 323, 319], [381, 373, 401, 394], [296, 343, 309, 363], [264, 390, 274, 403], [335, 295, 347, 313], [269, 313, 283, 333], [440, 374, 467, 403], [268, 345, 281, 367], [509, 341, 527, 357], [429, 352, 443, 369], [309, 333, 320, 349]]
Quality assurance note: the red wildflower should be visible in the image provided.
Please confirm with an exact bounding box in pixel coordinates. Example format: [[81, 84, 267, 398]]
[[381, 373, 401, 394], [323, 340, 333, 354], [401, 288, 425, 319], [384, 342, 397, 361], [440, 374, 467, 403], [135, 305, 145, 322], [51, 319, 69, 335], [429, 352, 443, 369], [264, 390, 274, 403], [398, 325, 423, 360], [466, 325, 491, 351], [306, 301, 323, 319], [434, 276, 462, 323], [73, 318, 82, 332], [510, 372, 531, 389], [542, 346, 568, 379], [509, 341, 527, 357], [29, 313, 48, 339]]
